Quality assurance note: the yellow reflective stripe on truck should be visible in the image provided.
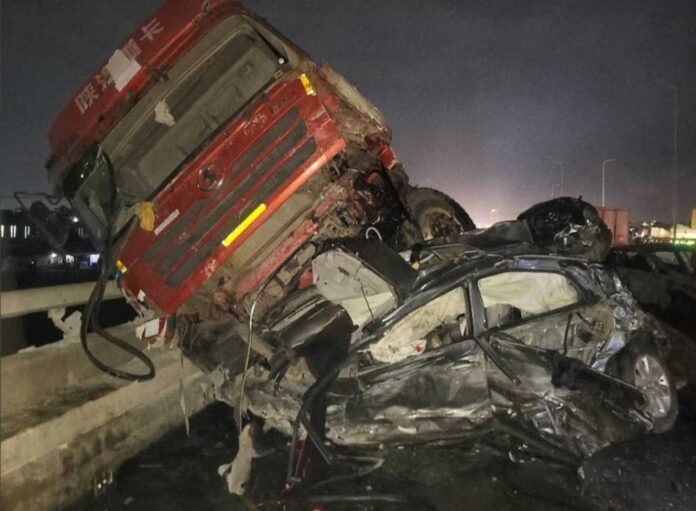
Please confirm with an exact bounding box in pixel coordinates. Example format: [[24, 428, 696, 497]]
[[221, 203, 267, 248]]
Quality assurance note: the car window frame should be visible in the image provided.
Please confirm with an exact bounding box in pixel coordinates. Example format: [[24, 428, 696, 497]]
[[469, 268, 596, 339], [361, 279, 475, 368]]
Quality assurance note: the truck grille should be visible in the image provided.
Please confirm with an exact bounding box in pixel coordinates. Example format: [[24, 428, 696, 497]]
[[140, 106, 317, 287]]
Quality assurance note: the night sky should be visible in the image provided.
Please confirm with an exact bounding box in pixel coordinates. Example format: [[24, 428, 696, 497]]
[[1, 0, 694, 225]]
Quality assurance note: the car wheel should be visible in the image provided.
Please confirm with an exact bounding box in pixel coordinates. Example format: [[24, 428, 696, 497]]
[[615, 344, 677, 433], [403, 187, 475, 241]]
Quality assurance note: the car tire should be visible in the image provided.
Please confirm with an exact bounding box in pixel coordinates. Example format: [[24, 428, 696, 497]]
[[612, 342, 678, 433], [403, 187, 475, 241]]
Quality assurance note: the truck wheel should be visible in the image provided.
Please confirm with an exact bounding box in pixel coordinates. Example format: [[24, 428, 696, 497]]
[[404, 187, 475, 241], [613, 344, 677, 433]]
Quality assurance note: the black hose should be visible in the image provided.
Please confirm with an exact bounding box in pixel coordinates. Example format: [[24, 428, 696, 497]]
[[80, 261, 156, 381], [79, 148, 155, 382]]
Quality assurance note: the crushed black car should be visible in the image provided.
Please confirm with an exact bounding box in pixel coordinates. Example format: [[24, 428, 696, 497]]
[[211, 226, 678, 495]]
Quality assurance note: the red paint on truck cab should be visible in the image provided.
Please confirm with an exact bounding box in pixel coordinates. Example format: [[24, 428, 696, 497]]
[[47, 0, 391, 317]]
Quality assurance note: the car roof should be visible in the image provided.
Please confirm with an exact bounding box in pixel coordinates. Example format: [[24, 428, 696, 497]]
[[411, 241, 586, 292]]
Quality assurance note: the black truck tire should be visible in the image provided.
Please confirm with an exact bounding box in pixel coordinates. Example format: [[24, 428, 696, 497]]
[[404, 187, 475, 241], [611, 342, 678, 433]]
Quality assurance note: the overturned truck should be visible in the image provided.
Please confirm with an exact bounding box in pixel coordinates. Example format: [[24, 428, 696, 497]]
[[45, 0, 472, 378]]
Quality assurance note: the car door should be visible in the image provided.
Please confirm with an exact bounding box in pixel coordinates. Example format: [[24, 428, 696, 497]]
[[469, 270, 572, 412], [469, 267, 648, 457], [326, 285, 494, 446], [475, 268, 613, 365]]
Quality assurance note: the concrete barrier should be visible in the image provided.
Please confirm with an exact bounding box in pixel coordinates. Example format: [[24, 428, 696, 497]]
[[0, 328, 213, 511]]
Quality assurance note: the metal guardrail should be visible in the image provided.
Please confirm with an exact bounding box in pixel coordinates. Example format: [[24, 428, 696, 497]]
[[1, 281, 122, 319]]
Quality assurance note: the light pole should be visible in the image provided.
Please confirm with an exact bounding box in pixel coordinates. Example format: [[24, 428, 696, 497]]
[[655, 80, 678, 240], [550, 184, 561, 199], [601, 158, 614, 207]]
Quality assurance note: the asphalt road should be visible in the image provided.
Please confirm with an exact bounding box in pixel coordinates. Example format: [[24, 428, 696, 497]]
[[72, 347, 696, 511]]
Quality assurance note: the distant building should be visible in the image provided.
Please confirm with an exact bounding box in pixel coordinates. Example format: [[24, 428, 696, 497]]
[[1, 209, 35, 243], [634, 220, 696, 245], [1, 205, 100, 290]]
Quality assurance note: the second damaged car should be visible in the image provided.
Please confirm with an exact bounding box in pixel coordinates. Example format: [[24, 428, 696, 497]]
[[606, 243, 696, 338], [221, 237, 677, 491]]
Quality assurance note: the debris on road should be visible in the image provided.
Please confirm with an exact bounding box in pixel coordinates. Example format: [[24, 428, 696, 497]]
[[218, 424, 257, 496]]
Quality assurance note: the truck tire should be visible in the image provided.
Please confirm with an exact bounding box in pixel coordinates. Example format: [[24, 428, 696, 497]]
[[611, 342, 677, 433], [404, 187, 475, 241]]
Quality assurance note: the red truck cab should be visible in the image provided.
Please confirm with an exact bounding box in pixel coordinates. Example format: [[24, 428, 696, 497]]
[[47, 0, 406, 320]]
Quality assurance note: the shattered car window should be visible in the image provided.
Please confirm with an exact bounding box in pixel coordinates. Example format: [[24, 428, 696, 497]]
[[478, 271, 579, 329], [653, 250, 680, 270], [368, 287, 468, 363]]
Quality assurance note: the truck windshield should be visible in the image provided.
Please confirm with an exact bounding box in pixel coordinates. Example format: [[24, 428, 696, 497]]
[[63, 17, 284, 246]]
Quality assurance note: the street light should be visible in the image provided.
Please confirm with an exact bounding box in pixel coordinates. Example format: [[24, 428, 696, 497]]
[[601, 158, 614, 207], [489, 208, 500, 225], [655, 79, 678, 241]]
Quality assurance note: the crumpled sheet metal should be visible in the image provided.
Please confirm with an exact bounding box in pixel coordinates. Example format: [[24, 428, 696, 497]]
[[230, 260, 662, 467], [485, 342, 650, 460], [589, 265, 670, 345], [517, 197, 612, 262], [326, 346, 493, 446], [240, 331, 650, 459], [516, 386, 649, 459], [236, 363, 314, 438], [237, 340, 494, 447], [591, 329, 627, 372]]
